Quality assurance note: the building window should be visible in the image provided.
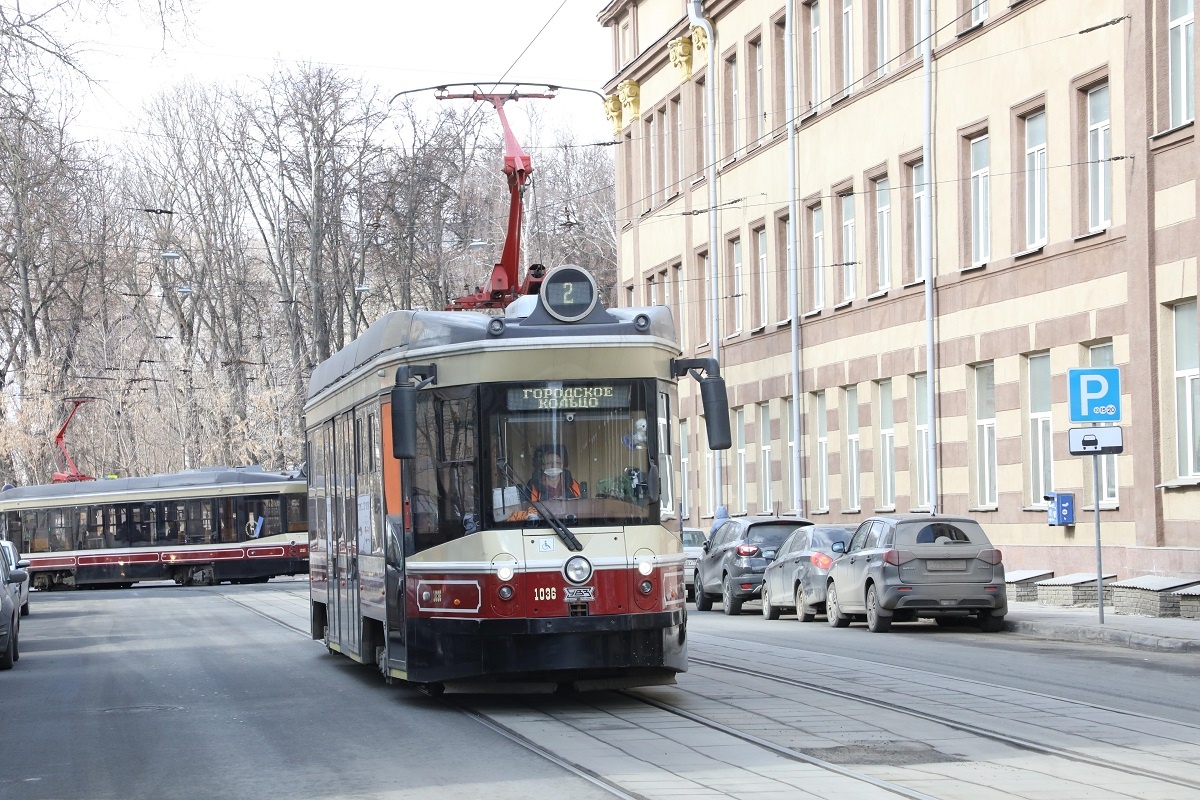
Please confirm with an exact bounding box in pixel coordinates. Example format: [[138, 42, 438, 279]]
[[811, 204, 826, 310], [841, 192, 856, 302], [773, 17, 787, 129], [1025, 111, 1048, 248], [759, 402, 773, 511], [971, 0, 988, 26], [1088, 84, 1111, 231], [736, 407, 748, 514], [645, 116, 657, 211], [841, 0, 854, 97], [914, 372, 931, 508], [912, 160, 928, 281], [1175, 300, 1200, 477], [810, 1, 823, 109], [816, 390, 829, 510], [785, 396, 798, 511], [730, 237, 744, 333], [1170, 0, 1195, 128], [845, 385, 860, 510], [875, 176, 891, 290], [675, 263, 687, 351], [776, 214, 793, 322], [755, 227, 769, 328], [699, 251, 710, 344], [970, 134, 990, 266], [657, 108, 669, 203], [1090, 343, 1118, 505], [695, 76, 709, 174], [1028, 353, 1053, 504], [751, 37, 766, 143], [725, 53, 740, 158], [975, 363, 997, 507], [876, 0, 889, 77], [679, 419, 690, 516], [879, 380, 895, 508], [703, 418, 715, 515]]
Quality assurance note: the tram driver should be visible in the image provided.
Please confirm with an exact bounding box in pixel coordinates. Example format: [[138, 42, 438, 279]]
[[507, 445, 581, 521]]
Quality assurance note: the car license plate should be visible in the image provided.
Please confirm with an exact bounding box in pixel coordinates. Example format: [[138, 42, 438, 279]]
[[686, 558, 697, 568], [927, 560, 967, 571]]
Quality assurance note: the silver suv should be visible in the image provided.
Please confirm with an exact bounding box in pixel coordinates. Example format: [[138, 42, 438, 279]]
[[0, 547, 24, 669], [0, 540, 29, 617], [825, 514, 1007, 633]]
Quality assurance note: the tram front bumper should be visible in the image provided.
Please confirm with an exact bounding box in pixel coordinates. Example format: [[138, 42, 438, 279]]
[[405, 609, 687, 685]]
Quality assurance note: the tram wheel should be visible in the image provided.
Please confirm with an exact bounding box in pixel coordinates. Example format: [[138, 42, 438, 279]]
[[419, 682, 445, 697]]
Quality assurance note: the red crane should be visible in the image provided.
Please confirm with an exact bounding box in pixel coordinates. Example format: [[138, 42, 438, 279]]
[[51, 397, 97, 483]]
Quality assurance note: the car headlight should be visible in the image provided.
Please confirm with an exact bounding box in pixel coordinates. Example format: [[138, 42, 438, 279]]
[[563, 555, 593, 585]]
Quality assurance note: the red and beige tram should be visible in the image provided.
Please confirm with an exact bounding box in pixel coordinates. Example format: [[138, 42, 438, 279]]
[[0, 467, 309, 589], [306, 266, 730, 691]]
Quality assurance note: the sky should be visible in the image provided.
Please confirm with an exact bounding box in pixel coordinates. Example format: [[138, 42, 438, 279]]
[[68, 0, 615, 144]]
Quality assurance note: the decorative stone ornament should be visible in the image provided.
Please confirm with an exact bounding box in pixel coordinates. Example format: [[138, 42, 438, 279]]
[[618, 79, 641, 123], [691, 23, 710, 62], [669, 35, 693, 82], [603, 93, 624, 136]]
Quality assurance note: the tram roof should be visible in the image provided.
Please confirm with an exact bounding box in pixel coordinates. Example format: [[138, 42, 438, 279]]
[[0, 466, 304, 504], [307, 304, 677, 401]]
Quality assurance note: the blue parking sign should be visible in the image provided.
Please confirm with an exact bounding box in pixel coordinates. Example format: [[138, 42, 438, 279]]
[[1068, 367, 1121, 423]]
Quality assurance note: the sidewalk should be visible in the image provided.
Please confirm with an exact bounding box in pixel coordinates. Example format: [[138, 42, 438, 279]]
[[1004, 600, 1200, 653]]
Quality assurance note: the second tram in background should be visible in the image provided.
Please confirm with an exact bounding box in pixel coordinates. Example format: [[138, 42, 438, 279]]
[[306, 265, 731, 691], [0, 467, 309, 589]]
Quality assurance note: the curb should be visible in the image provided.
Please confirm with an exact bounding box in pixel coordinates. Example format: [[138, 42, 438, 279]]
[[1006, 618, 1200, 653]]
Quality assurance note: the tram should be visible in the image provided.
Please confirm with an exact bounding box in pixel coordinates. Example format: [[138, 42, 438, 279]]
[[306, 265, 732, 691], [0, 466, 309, 589]]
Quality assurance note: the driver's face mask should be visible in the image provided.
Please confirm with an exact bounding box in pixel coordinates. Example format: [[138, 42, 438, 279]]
[[543, 468, 563, 478]]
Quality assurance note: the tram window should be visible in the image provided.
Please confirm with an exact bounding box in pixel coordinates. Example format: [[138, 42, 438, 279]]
[[411, 390, 480, 552], [130, 505, 153, 547], [285, 495, 308, 534], [50, 509, 73, 551], [21, 510, 50, 553], [86, 507, 104, 549]]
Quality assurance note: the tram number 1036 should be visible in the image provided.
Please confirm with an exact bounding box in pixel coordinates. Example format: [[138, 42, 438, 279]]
[[534, 586, 558, 601]]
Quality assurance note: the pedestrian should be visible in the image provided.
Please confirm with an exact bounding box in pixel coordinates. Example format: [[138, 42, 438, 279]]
[[709, 504, 728, 539]]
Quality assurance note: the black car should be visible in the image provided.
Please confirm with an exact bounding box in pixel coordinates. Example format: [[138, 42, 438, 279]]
[[694, 516, 812, 615], [761, 524, 856, 621]]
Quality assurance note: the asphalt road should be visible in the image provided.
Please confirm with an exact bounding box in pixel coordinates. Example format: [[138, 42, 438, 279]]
[[0, 582, 617, 800]]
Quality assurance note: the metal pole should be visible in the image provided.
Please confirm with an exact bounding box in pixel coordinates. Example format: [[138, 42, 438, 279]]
[[1094, 454, 1104, 624], [785, 0, 804, 515], [921, 0, 938, 514]]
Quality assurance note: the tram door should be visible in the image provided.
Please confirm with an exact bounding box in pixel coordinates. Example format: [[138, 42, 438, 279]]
[[333, 413, 361, 658]]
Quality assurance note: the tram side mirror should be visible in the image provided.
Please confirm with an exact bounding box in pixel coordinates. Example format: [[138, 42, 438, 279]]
[[390, 385, 419, 460], [700, 376, 732, 450]]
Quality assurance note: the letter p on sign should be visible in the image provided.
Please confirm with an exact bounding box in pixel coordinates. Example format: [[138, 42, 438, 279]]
[[1067, 367, 1121, 423]]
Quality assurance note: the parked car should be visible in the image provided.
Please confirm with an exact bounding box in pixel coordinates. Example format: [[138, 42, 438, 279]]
[[694, 516, 812, 615], [825, 514, 1007, 633], [0, 540, 29, 616], [680, 527, 706, 601], [761, 524, 856, 621], [0, 545, 24, 669]]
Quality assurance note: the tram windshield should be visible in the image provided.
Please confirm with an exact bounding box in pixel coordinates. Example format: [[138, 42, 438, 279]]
[[484, 379, 658, 528]]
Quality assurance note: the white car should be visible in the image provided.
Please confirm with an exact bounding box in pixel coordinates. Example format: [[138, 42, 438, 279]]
[[0, 540, 29, 617], [681, 527, 706, 601]]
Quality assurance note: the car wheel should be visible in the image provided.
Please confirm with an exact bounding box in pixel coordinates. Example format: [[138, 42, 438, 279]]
[[11, 624, 16, 662], [694, 572, 713, 611], [761, 583, 780, 620], [795, 585, 816, 622], [826, 583, 851, 628], [865, 585, 891, 633], [20, 599, 28, 617], [722, 576, 743, 615], [978, 613, 1005, 633], [0, 622, 13, 670]]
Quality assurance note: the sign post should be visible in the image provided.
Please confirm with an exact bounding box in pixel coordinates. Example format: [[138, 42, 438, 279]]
[[1067, 368, 1122, 624]]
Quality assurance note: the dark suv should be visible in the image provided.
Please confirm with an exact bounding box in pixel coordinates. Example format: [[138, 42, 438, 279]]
[[695, 516, 812, 615]]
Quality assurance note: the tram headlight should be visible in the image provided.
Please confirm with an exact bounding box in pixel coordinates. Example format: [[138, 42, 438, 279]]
[[638, 579, 654, 595], [563, 555, 593, 585], [636, 558, 654, 576], [498, 585, 515, 601], [496, 564, 515, 582]]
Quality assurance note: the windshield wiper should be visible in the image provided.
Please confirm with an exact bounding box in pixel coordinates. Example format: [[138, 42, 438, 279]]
[[497, 459, 583, 552]]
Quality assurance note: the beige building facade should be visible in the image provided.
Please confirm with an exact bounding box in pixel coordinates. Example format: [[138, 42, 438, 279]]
[[599, 0, 1200, 577]]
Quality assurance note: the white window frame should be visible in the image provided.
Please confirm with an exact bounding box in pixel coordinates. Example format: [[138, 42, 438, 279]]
[[976, 363, 998, 508], [757, 228, 769, 327], [842, 0, 854, 97], [971, 0, 988, 26], [811, 1, 823, 108], [915, 372, 931, 509], [1170, 0, 1195, 128], [1175, 300, 1200, 477], [845, 385, 860, 511], [1089, 344, 1119, 506], [673, 97, 684, 194], [785, 396, 798, 511], [1028, 353, 1053, 505], [754, 38, 766, 142], [913, 160, 928, 281], [736, 407, 748, 514], [728, 54, 741, 157], [876, 177, 891, 290], [879, 380, 895, 508], [812, 205, 826, 310], [778, 216, 794, 325], [700, 252, 710, 344], [679, 419, 691, 516], [970, 134, 990, 266], [876, 0, 888, 77], [759, 402, 773, 511], [703, 421, 715, 515], [647, 116, 657, 210], [1088, 84, 1112, 232], [816, 391, 829, 511], [732, 237, 744, 332], [1025, 111, 1048, 248], [675, 263, 687, 351], [841, 193, 856, 301]]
